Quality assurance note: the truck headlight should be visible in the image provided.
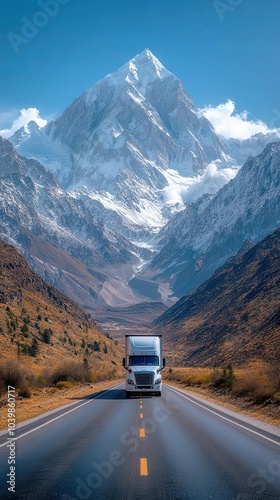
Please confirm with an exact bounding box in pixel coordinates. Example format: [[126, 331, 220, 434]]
[[155, 377, 161, 385], [127, 378, 134, 385]]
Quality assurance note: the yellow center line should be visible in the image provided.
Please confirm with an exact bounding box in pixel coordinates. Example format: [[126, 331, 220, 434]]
[[140, 404, 143, 409], [140, 458, 148, 476], [139, 428, 145, 437], [140, 413, 143, 418]]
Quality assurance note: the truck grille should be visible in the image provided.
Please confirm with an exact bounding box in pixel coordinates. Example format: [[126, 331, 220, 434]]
[[135, 373, 154, 385]]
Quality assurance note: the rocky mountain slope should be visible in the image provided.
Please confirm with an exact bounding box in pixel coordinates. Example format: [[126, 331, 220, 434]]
[[0, 240, 120, 371], [0, 137, 141, 310], [154, 228, 280, 367], [139, 142, 280, 301]]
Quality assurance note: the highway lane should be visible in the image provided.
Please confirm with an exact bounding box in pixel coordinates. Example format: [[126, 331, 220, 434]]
[[0, 383, 279, 499]]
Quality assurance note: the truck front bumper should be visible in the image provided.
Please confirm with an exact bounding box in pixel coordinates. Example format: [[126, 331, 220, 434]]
[[126, 384, 162, 395]]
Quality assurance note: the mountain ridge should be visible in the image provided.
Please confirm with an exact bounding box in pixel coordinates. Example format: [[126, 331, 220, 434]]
[[2, 50, 280, 319], [154, 228, 280, 367], [137, 141, 280, 302], [0, 136, 143, 311]]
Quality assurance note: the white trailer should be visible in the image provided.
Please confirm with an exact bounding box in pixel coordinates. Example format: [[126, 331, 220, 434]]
[[122, 335, 165, 398]]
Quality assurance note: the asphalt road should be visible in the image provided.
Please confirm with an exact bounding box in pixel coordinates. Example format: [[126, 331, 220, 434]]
[[0, 383, 280, 499]]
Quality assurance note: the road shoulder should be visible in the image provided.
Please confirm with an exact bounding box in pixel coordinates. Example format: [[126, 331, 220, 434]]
[[164, 382, 280, 436]]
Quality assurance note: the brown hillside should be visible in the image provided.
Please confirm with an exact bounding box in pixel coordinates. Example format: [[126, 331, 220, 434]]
[[154, 229, 280, 367], [0, 240, 121, 374]]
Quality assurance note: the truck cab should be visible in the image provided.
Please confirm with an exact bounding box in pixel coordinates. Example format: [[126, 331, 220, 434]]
[[123, 335, 165, 397]]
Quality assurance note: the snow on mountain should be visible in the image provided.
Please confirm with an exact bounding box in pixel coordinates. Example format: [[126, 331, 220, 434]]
[[136, 142, 280, 301], [0, 137, 145, 309], [9, 120, 41, 147], [11, 49, 230, 243], [226, 131, 280, 165]]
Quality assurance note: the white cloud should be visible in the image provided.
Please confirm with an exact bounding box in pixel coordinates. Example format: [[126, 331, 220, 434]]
[[164, 163, 238, 205], [200, 99, 273, 140], [0, 108, 47, 138], [181, 163, 238, 204]]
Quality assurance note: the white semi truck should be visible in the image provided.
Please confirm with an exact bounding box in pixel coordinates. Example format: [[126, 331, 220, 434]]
[[122, 335, 165, 398]]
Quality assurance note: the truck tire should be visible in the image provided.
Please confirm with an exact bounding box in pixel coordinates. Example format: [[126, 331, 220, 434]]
[[157, 392, 161, 397]]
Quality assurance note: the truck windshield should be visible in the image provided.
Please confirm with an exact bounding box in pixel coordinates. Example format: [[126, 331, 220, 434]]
[[129, 355, 159, 366]]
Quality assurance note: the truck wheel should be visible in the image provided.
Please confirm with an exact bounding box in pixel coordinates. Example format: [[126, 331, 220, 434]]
[[126, 392, 130, 399], [157, 392, 161, 397]]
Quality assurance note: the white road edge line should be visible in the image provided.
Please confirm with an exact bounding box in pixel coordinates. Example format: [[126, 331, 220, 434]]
[[0, 382, 123, 448], [166, 385, 280, 447]]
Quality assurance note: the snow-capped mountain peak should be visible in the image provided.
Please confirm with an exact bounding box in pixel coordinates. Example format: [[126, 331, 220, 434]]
[[84, 49, 172, 105], [105, 49, 172, 90], [120, 48, 172, 88], [9, 120, 41, 148], [9, 50, 230, 248]]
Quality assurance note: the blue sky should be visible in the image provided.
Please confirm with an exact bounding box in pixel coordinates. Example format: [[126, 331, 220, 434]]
[[1, 0, 280, 134]]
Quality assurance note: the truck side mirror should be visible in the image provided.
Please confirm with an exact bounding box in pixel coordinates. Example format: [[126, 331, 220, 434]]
[[157, 358, 166, 373], [123, 358, 131, 372]]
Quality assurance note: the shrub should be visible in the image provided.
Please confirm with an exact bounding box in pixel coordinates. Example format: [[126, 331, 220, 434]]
[[0, 361, 31, 392], [89, 341, 100, 352], [42, 328, 53, 344], [50, 361, 91, 385], [29, 338, 39, 357], [91, 369, 116, 383], [267, 347, 280, 389], [221, 364, 235, 389], [37, 375, 47, 387], [164, 367, 212, 386], [21, 323, 29, 335], [10, 320, 17, 331], [56, 381, 75, 390], [0, 379, 6, 397], [273, 392, 280, 403], [232, 372, 275, 403], [18, 387, 31, 398], [211, 365, 235, 389]]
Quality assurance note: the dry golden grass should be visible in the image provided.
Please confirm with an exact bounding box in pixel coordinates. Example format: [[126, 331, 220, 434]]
[[163, 364, 280, 426], [0, 379, 123, 431], [164, 367, 212, 386]]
